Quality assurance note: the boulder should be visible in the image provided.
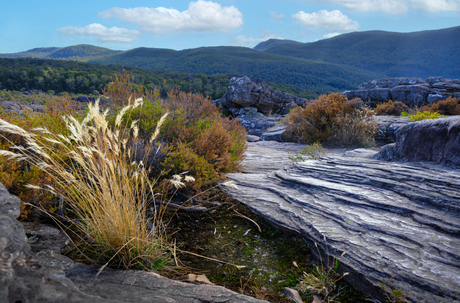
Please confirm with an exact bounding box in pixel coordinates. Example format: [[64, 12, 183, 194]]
[[215, 76, 307, 115], [0, 182, 268, 303], [221, 142, 460, 303], [373, 116, 460, 167], [234, 106, 284, 136], [390, 84, 430, 107]]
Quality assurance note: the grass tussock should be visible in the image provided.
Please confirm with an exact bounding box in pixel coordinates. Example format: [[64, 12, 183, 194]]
[[0, 98, 183, 271], [283, 93, 377, 147]]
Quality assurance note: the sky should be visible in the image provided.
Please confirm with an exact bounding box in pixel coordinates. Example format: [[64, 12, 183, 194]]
[[1, 0, 459, 53]]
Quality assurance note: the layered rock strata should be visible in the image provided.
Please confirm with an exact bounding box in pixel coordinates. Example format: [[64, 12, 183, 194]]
[[221, 141, 460, 303]]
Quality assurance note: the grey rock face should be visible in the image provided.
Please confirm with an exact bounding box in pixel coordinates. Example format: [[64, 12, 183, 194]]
[[346, 77, 460, 107], [0, 183, 268, 303], [215, 76, 307, 115], [373, 115, 411, 143], [373, 116, 460, 167], [0, 101, 44, 115], [235, 106, 284, 136], [221, 142, 460, 303]]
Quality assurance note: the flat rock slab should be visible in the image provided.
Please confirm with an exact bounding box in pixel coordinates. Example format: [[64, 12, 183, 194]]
[[221, 142, 460, 303]]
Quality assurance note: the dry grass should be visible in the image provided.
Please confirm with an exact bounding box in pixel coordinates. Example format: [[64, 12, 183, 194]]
[[0, 98, 186, 271]]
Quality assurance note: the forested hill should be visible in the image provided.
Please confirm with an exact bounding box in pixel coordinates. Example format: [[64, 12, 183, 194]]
[[0, 45, 121, 60], [89, 46, 384, 93], [254, 26, 460, 79]]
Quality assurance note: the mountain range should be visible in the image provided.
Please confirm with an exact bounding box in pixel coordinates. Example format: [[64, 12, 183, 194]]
[[1, 26, 459, 93]]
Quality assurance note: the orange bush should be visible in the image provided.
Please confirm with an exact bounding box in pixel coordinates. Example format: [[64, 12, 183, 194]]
[[283, 93, 375, 146], [421, 97, 460, 115], [374, 100, 410, 116]]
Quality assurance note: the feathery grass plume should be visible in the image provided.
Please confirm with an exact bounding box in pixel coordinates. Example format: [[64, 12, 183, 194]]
[[0, 98, 175, 272]]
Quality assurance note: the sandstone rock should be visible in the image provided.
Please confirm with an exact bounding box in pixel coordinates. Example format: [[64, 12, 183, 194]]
[[221, 142, 460, 303], [215, 76, 307, 115], [373, 116, 460, 167], [373, 115, 410, 143], [390, 84, 430, 107], [346, 77, 460, 107], [427, 92, 455, 104], [235, 107, 284, 136], [368, 88, 391, 104]]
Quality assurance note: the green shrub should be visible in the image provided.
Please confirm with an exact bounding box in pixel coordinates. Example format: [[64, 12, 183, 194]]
[[289, 142, 326, 162], [374, 100, 410, 116], [403, 111, 446, 122], [283, 93, 377, 147]]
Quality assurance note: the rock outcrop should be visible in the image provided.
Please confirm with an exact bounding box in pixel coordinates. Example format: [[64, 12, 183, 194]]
[[0, 183, 268, 303], [345, 77, 460, 107], [221, 141, 460, 303], [373, 116, 460, 167], [215, 76, 307, 116]]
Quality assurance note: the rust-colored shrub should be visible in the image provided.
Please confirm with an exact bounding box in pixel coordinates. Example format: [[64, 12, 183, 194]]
[[374, 100, 410, 116], [421, 97, 460, 115], [283, 93, 376, 146]]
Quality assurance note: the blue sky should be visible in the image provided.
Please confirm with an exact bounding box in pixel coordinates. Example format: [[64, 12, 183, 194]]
[[1, 0, 459, 53]]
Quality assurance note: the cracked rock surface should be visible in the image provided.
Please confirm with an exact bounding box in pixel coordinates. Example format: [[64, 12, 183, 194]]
[[221, 141, 460, 303]]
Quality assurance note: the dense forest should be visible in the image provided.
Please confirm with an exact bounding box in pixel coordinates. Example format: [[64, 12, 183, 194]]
[[0, 58, 315, 99]]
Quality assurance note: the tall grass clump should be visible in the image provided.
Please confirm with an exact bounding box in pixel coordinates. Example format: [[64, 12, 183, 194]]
[[0, 98, 179, 271], [283, 93, 377, 147]]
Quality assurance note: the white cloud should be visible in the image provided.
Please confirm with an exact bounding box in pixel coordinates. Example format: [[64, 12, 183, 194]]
[[98, 0, 243, 34], [292, 10, 360, 32], [234, 31, 283, 46], [56, 23, 140, 42], [410, 0, 459, 12], [323, 32, 342, 39], [269, 11, 285, 19], [304, 0, 460, 14]]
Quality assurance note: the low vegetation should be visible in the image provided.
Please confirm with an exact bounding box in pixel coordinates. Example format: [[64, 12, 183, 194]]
[[402, 111, 446, 122], [289, 142, 326, 162], [420, 96, 460, 115], [374, 100, 410, 116], [375, 97, 460, 117], [0, 98, 180, 270], [283, 93, 377, 147]]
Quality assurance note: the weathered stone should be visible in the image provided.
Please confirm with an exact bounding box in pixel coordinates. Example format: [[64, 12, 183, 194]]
[[373, 115, 410, 143], [373, 116, 460, 167], [390, 84, 430, 107], [221, 142, 460, 303], [260, 123, 286, 141], [427, 92, 455, 104], [235, 107, 284, 136], [247, 135, 260, 142], [215, 76, 307, 115], [347, 77, 460, 107], [369, 88, 391, 103]]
